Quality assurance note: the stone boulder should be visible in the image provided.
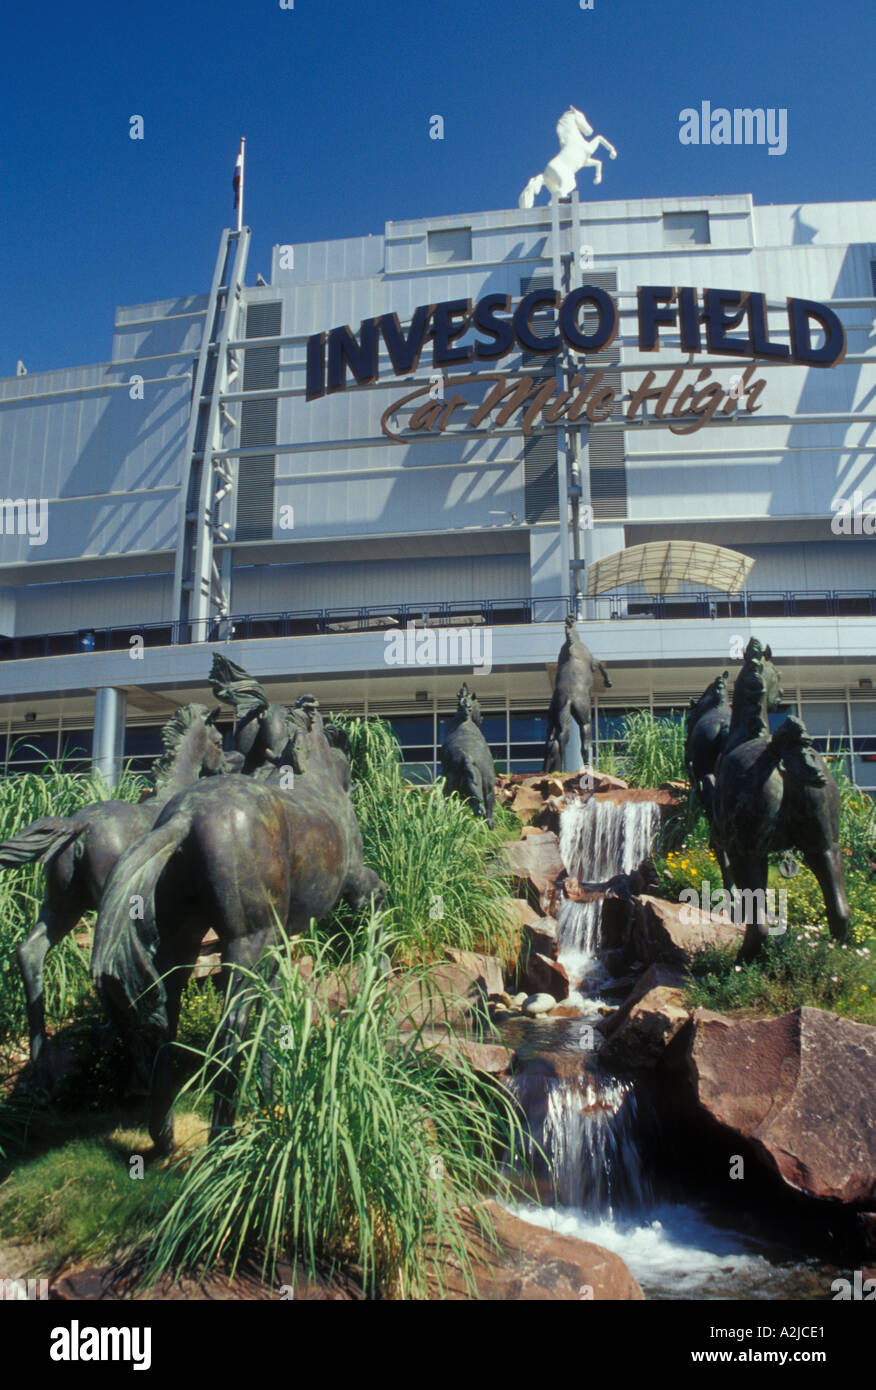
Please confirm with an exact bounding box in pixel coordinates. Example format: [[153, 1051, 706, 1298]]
[[503, 831, 565, 909], [687, 1007, 876, 1207], [506, 784, 551, 824], [390, 951, 505, 1032], [505, 899, 559, 960], [602, 893, 742, 968], [517, 953, 569, 1003], [408, 1028, 513, 1079], [430, 1200, 643, 1301], [597, 964, 690, 1070]]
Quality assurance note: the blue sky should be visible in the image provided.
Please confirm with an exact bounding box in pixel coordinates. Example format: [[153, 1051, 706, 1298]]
[[1, 0, 872, 375]]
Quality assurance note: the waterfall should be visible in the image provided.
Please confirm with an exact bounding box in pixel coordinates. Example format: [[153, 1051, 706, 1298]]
[[503, 792, 817, 1297], [512, 1072, 654, 1217], [556, 797, 660, 992]]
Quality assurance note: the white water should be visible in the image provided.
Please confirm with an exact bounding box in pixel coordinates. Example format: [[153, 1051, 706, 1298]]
[[507, 1199, 794, 1300], [507, 794, 817, 1298], [556, 797, 660, 997]]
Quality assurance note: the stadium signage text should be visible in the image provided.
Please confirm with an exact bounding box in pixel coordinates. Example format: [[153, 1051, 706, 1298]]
[[304, 285, 846, 440]]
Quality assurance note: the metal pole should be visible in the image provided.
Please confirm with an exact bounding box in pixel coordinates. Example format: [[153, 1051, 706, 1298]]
[[93, 688, 127, 789], [237, 138, 245, 233]]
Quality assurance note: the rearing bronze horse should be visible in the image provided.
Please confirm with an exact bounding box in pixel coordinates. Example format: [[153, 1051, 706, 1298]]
[[91, 695, 386, 1153], [712, 639, 850, 961]]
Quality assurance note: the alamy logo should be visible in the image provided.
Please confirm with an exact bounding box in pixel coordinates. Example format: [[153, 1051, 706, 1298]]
[[384, 621, 492, 676], [679, 102, 788, 156], [831, 491, 876, 536], [0, 497, 48, 546], [1, 1277, 49, 1300], [679, 882, 787, 934], [49, 1320, 152, 1370]]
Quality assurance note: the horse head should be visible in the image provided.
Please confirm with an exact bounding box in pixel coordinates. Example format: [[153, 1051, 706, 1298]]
[[566, 106, 594, 139], [284, 695, 352, 792], [687, 669, 730, 727], [152, 703, 228, 790], [455, 684, 478, 723]]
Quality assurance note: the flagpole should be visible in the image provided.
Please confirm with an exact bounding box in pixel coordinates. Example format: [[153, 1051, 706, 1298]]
[[237, 137, 245, 232]]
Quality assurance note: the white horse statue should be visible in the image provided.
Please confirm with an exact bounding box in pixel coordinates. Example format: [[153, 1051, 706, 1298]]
[[519, 107, 617, 208]]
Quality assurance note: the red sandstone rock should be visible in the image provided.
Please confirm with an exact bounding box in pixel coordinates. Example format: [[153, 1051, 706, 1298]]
[[503, 832, 566, 907], [601, 893, 742, 967], [431, 1200, 644, 1301], [687, 1006, 876, 1206], [517, 952, 569, 1002]]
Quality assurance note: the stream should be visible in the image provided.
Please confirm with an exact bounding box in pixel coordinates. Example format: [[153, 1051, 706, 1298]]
[[498, 796, 839, 1300]]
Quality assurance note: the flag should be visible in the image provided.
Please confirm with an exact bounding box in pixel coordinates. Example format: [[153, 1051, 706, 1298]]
[[232, 147, 243, 210]]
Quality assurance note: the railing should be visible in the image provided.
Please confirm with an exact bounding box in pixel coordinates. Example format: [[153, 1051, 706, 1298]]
[[1, 589, 875, 662]]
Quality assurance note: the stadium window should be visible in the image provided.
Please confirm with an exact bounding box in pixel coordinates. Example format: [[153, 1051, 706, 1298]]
[[663, 211, 710, 245], [427, 227, 472, 265]]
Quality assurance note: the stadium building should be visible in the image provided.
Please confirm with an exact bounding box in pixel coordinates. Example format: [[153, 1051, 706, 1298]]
[[1, 191, 874, 787]]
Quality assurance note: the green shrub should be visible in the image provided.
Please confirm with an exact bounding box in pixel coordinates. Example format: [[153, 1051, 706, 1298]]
[[142, 916, 530, 1299], [0, 760, 147, 1060], [327, 715, 519, 965], [684, 928, 876, 1024], [620, 710, 687, 788]]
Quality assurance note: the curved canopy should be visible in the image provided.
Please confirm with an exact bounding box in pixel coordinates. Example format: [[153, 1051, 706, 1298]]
[[585, 541, 754, 597]]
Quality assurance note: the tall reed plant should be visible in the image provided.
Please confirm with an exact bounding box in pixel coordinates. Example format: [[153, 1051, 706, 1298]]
[[620, 709, 687, 788], [328, 715, 519, 965], [0, 757, 147, 1059], [142, 915, 530, 1298]]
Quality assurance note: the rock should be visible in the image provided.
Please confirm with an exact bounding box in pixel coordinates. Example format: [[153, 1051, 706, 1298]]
[[523, 915, 559, 961], [410, 1029, 513, 1078], [522, 993, 557, 1016], [511, 993, 529, 1008], [687, 1007, 876, 1206], [603, 948, 629, 979], [444, 949, 504, 998], [503, 832, 565, 908], [51, 1259, 361, 1301], [598, 963, 688, 1037], [598, 981, 691, 1071], [600, 975, 638, 1001], [562, 877, 604, 903], [518, 953, 569, 1002], [601, 893, 742, 967], [429, 1199, 643, 1301], [508, 785, 550, 824], [392, 953, 504, 1030], [548, 1003, 587, 1019], [857, 1213, 876, 1258]]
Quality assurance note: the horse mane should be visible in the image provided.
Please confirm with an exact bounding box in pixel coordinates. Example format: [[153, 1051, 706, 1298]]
[[729, 657, 769, 741], [209, 651, 269, 718], [151, 704, 211, 788], [686, 672, 728, 736]]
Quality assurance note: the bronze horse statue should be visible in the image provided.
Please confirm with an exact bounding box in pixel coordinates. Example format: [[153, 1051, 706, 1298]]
[[209, 651, 299, 777], [712, 639, 850, 961], [91, 695, 386, 1153], [543, 615, 611, 772], [440, 684, 496, 828], [0, 705, 228, 1071], [685, 670, 731, 827]]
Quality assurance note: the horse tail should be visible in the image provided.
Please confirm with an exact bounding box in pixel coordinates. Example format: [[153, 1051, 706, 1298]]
[[0, 817, 86, 869], [91, 811, 193, 1049]]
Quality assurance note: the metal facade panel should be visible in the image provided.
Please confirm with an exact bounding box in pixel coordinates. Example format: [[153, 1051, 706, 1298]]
[[13, 572, 172, 636], [232, 552, 529, 612]]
